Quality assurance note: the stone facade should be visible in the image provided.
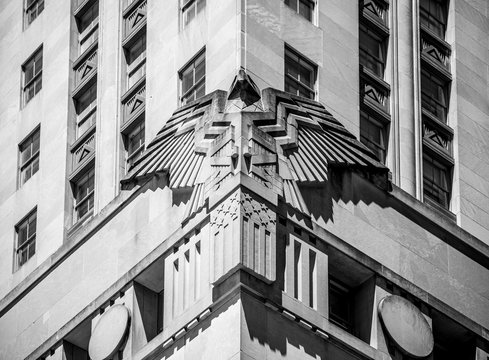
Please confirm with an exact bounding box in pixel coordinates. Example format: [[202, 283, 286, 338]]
[[0, 0, 488, 359]]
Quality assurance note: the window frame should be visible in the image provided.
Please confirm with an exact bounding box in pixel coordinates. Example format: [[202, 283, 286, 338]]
[[359, 23, 387, 78], [328, 277, 352, 332], [422, 150, 452, 210], [125, 33, 147, 90], [360, 110, 388, 163], [22, 47, 43, 106], [24, 0, 44, 27], [14, 208, 37, 270], [182, 0, 206, 28], [125, 119, 145, 170], [18, 126, 41, 187], [284, 0, 315, 23], [179, 49, 206, 105], [419, 0, 448, 39], [73, 166, 95, 223], [284, 46, 317, 100], [421, 68, 450, 124]]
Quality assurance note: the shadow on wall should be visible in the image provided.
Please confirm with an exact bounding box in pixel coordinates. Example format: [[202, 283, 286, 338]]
[[241, 292, 360, 359]]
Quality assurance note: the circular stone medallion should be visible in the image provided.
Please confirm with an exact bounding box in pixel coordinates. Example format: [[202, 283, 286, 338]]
[[378, 295, 434, 358], [88, 304, 130, 360]]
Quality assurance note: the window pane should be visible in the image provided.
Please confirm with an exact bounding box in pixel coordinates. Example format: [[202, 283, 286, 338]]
[[285, 57, 300, 80], [25, 63, 34, 84], [299, 61, 313, 88], [195, 81, 205, 99], [195, 58, 205, 83], [127, 34, 146, 65], [298, 0, 313, 21], [285, 48, 316, 98], [28, 215, 36, 238], [182, 67, 194, 94]]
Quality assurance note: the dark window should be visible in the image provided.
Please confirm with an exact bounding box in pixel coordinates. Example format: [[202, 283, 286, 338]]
[[421, 69, 449, 123], [15, 209, 37, 268], [22, 48, 43, 105], [360, 24, 386, 77], [126, 120, 145, 169], [329, 278, 352, 331], [75, 83, 97, 115], [284, 0, 315, 22], [19, 127, 40, 186], [126, 34, 147, 89], [77, 1, 99, 33], [423, 152, 451, 209], [180, 50, 205, 105], [285, 47, 316, 99], [360, 111, 386, 163], [25, 0, 44, 26], [74, 167, 95, 221], [420, 0, 447, 38], [182, 0, 206, 27]]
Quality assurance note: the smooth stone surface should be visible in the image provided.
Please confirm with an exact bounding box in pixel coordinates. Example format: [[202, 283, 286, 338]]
[[378, 295, 434, 358], [88, 304, 130, 360]]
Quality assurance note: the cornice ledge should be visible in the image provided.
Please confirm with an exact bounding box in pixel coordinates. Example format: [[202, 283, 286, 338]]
[[390, 184, 489, 269]]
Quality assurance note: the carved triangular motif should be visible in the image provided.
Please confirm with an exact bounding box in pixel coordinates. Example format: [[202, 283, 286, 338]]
[[364, 0, 381, 18], [425, 46, 444, 63], [129, 95, 145, 114], [77, 145, 93, 162], [81, 61, 95, 79], [131, 10, 146, 29], [365, 85, 382, 104]]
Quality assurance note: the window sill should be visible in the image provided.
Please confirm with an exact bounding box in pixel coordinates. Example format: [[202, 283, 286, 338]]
[[420, 52, 451, 81], [360, 7, 389, 36], [69, 153, 95, 182], [423, 196, 455, 222], [72, 69, 97, 99], [71, 210, 94, 232], [71, 123, 96, 153], [122, 20, 146, 49]]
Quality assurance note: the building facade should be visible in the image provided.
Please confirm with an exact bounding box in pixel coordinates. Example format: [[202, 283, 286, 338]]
[[0, 0, 488, 359]]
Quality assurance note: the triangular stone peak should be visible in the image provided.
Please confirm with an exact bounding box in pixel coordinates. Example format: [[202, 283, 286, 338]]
[[225, 70, 263, 112]]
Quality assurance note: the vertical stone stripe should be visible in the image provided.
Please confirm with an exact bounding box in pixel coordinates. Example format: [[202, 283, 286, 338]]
[[309, 250, 317, 309], [294, 241, 302, 301], [172, 259, 179, 318], [194, 241, 201, 301], [184, 250, 190, 310], [253, 223, 260, 272], [242, 216, 249, 267], [265, 230, 271, 278]]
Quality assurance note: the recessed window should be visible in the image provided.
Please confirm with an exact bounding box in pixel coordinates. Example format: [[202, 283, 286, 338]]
[[76, 0, 99, 54], [22, 47, 43, 106], [15, 209, 37, 269], [360, 110, 387, 163], [423, 152, 451, 209], [76, 83, 97, 115], [284, 46, 316, 99], [284, 0, 315, 22], [421, 69, 449, 123], [77, 0, 99, 33], [73, 166, 95, 222], [25, 0, 44, 27], [329, 278, 352, 331], [182, 0, 206, 27], [125, 120, 145, 170], [359, 24, 386, 78], [125, 34, 147, 89], [420, 0, 447, 38], [180, 50, 205, 105], [19, 127, 40, 186]]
